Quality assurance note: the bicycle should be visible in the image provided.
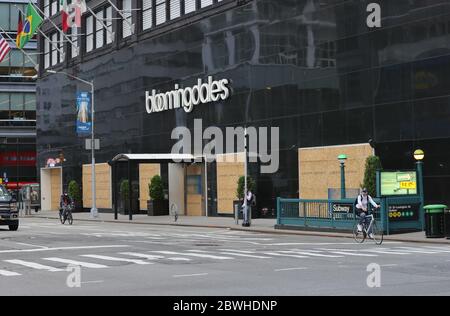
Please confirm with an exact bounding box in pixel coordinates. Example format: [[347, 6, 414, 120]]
[[59, 202, 74, 225], [353, 213, 383, 245]]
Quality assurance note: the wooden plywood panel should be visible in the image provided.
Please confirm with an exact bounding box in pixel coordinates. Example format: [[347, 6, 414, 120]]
[[216, 153, 244, 214], [299, 144, 374, 199], [186, 164, 203, 216], [83, 163, 112, 209], [139, 164, 161, 211], [50, 168, 62, 211], [187, 195, 202, 216]]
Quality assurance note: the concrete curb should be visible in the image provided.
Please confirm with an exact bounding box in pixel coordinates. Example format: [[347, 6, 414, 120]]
[[28, 215, 450, 245]]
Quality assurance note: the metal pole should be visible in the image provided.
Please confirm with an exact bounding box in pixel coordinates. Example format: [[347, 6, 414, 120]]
[[204, 157, 208, 217], [340, 162, 346, 199], [244, 127, 248, 224], [90, 81, 98, 218], [417, 161, 425, 231]]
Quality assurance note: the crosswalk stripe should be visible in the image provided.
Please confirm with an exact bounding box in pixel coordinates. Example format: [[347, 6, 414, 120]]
[[4, 259, 64, 272], [365, 250, 411, 255], [0, 269, 21, 276], [218, 252, 271, 259], [81, 255, 152, 265], [282, 251, 344, 258], [263, 252, 308, 258], [119, 252, 192, 261], [43, 258, 108, 269], [329, 251, 378, 257], [394, 247, 440, 254], [152, 251, 233, 260], [219, 249, 256, 253]]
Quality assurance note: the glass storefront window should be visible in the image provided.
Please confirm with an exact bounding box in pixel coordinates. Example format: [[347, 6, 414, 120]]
[[10, 93, 23, 111], [0, 93, 9, 111]]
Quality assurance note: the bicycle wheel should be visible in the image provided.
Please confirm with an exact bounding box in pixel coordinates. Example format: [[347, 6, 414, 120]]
[[371, 221, 384, 245], [353, 222, 366, 243], [67, 212, 73, 225], [59, 210, 65, 224]]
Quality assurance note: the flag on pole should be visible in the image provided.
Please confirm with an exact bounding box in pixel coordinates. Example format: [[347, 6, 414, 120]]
[[0, 33, 12, 63], [18, 3, 43, 49], [61, 0, 69, 33], [15, 13, 23, 48]]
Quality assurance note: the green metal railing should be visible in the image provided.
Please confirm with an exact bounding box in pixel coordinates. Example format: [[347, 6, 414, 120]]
[[277, 197, 383, 231]]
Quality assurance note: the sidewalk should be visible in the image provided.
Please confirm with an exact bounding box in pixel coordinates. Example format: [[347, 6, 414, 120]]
[[29, 211, 450, 245]]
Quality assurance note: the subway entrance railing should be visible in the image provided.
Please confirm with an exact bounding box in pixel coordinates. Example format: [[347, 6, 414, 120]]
[[276, 197, 423, 235]]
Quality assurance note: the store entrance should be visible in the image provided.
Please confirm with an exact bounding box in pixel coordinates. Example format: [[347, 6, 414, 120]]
[[110, 154, 207, 218], [40, 167, 62, 211]]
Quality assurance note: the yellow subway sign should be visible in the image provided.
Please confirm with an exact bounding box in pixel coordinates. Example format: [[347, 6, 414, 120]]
[[400, 181, 417, 190]]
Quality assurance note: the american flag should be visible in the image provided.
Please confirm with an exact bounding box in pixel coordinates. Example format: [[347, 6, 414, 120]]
[[0, 34, 11, 63]]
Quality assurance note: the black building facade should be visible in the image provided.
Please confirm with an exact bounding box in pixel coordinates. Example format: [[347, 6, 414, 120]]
[[37, 0, 450, 214]]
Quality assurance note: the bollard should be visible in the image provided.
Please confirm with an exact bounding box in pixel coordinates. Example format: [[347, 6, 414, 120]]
[[234, 203, 239, 225]]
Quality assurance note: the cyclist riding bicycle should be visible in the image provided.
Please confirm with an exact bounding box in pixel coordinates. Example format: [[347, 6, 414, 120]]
[[355, 188, 380, 239], [59, 192, 72, 218]]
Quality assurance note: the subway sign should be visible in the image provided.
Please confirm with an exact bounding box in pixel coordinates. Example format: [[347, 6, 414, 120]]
[[388, 204, 420, 221]]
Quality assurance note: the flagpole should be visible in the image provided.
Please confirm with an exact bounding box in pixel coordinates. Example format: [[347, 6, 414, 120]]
[[14, 5, 65, 57], [0, 26, 38, 68], [28, 1, 79, 54], [106, 0, 135, 35]]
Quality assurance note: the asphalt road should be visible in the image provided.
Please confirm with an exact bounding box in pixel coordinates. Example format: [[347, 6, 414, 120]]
[[0, 217, 449, 296]]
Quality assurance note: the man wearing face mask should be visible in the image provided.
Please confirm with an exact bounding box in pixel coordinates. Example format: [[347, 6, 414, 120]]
[[356, 188, 380, 239]]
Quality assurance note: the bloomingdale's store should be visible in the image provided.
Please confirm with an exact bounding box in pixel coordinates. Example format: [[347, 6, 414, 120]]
[[36, 0, 450, 216]]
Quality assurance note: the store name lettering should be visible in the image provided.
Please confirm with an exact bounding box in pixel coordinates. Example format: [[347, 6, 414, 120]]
[[145, 77, 231, 114]]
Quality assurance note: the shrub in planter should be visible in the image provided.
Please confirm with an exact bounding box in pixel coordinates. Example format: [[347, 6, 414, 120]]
[[147, 175, 168, 216], [68, 180, 82, 212], [120, 179, 130, 214]]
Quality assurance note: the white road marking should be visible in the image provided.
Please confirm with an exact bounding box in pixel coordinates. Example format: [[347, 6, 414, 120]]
[[394, 247, 441, 254], [274, 267, 308, 272], [119, 252, 191, 261], [365, 249, 412, 255], [153, 251, 233, 260], [219, 249, 257, 253], [173, 273, 208, 278], [263, 252, 308, 258], [329, 251, 378, 257], [81, 280, 104, 284], [81, 255, 152, 265], [0, 269, 21, 276], [43, 258, 108, 269], [0, 245, 129, 254], [380, 264, 399, 267], [5, 259, 63, 272], [284, 250, 343, 258], [218, 252, 271, 259]]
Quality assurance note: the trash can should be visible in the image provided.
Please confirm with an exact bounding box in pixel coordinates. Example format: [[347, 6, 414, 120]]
[[424, 205, 447, 238], [445, 208, 450, 239]]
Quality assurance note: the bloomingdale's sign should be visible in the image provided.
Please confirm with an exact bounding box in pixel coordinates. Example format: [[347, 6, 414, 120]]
[[145, 77, 231, 114]]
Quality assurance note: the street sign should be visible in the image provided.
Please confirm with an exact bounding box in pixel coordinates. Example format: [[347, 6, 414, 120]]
[[85, 139, 100, 150], [388, 203, 420, 221], [380, 171, 418, 196]]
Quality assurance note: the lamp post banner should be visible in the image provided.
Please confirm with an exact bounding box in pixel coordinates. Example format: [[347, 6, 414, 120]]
[[76, 92, 92, 135]]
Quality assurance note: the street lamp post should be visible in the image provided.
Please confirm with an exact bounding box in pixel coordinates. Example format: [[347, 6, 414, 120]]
[[414, 149, 425, 230], [338, 154, 348, 199], [46, 70, 98, 218]]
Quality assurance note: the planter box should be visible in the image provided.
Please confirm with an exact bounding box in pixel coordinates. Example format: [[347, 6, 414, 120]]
[[147, 200, 169, 216]]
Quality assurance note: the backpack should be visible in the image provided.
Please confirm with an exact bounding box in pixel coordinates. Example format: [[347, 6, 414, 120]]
[[354, 195, 361, 212]]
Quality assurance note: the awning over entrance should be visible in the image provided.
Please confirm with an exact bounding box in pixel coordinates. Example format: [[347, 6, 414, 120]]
[[111, 153, 203, 163]]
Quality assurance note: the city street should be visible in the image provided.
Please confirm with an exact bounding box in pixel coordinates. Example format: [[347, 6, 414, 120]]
[[0, 217, 449, 296]]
